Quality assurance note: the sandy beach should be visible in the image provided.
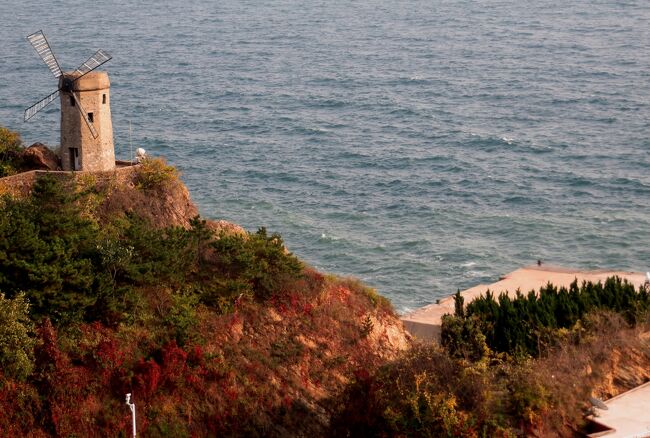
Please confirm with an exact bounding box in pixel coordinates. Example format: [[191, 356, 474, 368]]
[[401, 265, 648, 341]]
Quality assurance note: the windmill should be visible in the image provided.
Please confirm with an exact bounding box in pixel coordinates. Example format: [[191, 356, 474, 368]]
[[24, 30, 116, 171]]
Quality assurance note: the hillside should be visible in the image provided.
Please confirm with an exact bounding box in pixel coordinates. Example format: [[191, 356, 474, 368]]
[[2, 126, 649, 437], [0, 150, 410, 437]]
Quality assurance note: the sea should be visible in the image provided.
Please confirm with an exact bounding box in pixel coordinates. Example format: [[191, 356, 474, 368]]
[[0, 0, 648, 313]]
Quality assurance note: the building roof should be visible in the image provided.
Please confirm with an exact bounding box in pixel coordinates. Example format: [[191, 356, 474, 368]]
[[587, 381, 650, 437]]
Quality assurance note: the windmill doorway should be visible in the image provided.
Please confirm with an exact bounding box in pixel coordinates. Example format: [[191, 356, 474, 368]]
[[69, 148, 80, 170]]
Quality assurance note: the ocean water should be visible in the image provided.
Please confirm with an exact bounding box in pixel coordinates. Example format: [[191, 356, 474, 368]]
[[1, 0, 648, 313]]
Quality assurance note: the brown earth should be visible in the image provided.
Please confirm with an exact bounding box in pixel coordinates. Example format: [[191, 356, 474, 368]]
[[88, 167, 197, 228], [527, 313, 650, 437]]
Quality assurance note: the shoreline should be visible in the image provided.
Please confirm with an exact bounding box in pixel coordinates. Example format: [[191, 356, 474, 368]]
[[401, 265, 647, 341]]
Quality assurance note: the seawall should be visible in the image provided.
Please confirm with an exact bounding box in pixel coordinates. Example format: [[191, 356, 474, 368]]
[[0, 161, 138, 197]]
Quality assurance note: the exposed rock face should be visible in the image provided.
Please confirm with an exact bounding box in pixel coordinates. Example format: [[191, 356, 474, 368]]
[[208, 219, 246, 236], [21, 143, 60, 170], [96, 173, 200, 229], [593, 333, 650, 399]]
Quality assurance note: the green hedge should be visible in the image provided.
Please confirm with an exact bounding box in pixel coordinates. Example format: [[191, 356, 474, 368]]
[[442, 277, 650, 357]]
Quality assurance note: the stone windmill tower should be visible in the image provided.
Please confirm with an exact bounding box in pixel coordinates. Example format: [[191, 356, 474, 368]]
[[24, 31, 115, 171]]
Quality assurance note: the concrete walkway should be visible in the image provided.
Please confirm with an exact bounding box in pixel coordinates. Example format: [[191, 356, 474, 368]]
[[401, 265, 647, 341], [587, 381, 650, 437]]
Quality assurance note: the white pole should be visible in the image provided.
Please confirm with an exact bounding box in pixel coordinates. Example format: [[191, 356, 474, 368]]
[[126, 393, 136, 437], [129, 120, 133, 163]]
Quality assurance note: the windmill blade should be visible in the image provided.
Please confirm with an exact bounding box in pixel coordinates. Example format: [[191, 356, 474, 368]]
[[26, 30, 63, 78], [70, 92, 98, 138], [72, 49, 112, 81], [24, 89, 60, 121]]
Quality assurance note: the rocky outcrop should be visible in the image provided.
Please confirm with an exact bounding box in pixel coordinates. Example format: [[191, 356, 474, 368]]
[[91, 166, 248, 235], [207, 219, 247, 236], [93, 168, 198, 228], [21, 143, 60, 171], [592, 331, 650, 399]]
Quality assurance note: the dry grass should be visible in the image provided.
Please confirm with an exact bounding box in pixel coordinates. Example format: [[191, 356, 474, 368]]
[[95, 169, 198, 228], [530, 311, 650, 436], [134, 157, 179, 191], [328, 310, 650, 437]]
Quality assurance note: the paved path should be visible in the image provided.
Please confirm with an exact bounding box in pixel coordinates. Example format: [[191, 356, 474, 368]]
[[587, 381, 650, 437]]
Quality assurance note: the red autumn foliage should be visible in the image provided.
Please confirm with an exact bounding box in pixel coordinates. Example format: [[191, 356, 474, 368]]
[[0, 272, 408, 437], [133, 358, 161, 399], [161, 341, 188, 387]]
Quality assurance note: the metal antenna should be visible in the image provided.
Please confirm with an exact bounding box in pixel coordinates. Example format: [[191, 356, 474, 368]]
[[129, 120, 133, 163]]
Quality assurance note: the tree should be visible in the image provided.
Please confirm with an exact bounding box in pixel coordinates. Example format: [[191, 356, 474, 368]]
[[188, 215, 213, 270], [0, 126, 23, 177], [441, 314, 489, 361], [0, 176, 99, 323], [0, 292, 36, 380], [210, 227, 303, 301], [453, 290, 464, 317], [120, 214, 194, 287]]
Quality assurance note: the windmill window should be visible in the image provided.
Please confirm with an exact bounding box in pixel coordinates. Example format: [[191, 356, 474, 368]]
[[88, 112, 94, 123], [70, 96, 75, 106], [102, 94, 106, 104]]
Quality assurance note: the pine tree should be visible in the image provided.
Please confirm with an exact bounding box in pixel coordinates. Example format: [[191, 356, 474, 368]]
[[0, 176, 99, 323], [453, 289, 465, 318]]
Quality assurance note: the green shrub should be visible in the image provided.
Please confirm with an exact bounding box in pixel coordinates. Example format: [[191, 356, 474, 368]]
[[507, 367, 551, 427], [118, 214, 196, 288], [0, 126, 23, 177], [163, 290, 200, 345], [197, 278, 251, 314], [0, 170, 303, 324], [349, 278, 393, 312], [330, 345, 514, 437], [442, 277, 650, 357], [440, 314, 490, 362], [360, 315, 374, 338], [135, 157, 179, 190], [210, 227, 303, 301], [0, 176, 99, 324], [453, 289, 464, 317], [0, 292, 36, 380]]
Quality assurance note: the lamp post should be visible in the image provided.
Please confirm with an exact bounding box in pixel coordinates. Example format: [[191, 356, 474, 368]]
[[125, 393, 136, 437]]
